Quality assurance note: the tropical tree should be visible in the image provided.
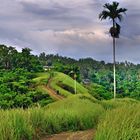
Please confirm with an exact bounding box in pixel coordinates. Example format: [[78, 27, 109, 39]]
[[99, 1, 127, 99]]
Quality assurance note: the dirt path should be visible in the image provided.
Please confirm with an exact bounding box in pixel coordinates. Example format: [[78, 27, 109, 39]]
[[43, 86, 64, 100], [42, 78, 64, 100], [41, 129, 95, 140]]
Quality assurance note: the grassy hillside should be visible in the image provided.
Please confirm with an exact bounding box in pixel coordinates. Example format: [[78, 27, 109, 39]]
[[33, 72, 50, 85], [49, 72, 89, 97], [0, 94, 103, 140], [34, 72, 90, 98], [0, 94, 139, 140]]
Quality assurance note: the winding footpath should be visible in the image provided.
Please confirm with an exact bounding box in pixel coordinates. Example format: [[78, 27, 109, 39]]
[[41, 78, 95, 140], [41, 129, 95, 140], [42, 78, 64, 100]]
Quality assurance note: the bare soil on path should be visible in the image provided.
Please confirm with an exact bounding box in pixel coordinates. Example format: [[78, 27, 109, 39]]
[[43, 85, 64, 100], [41, 129, 95, 140], [42, 78, 64, 100]]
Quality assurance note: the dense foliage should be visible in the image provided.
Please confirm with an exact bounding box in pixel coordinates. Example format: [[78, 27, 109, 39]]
[[0, 45, 43, 72], [39, 53, 140, 100], [0, 44, 140, 108], [0, 45, 140, 140], [0, 45, 54, 109], [0, 69, 53, 109]]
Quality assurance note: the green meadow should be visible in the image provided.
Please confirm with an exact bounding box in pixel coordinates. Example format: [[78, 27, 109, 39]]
[[0, 95, 139, 140]]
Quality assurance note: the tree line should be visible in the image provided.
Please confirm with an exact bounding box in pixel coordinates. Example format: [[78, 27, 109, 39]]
[[39, 53, 140, 100], [0, 44, 42, 72], [0, 45, 140, 101]]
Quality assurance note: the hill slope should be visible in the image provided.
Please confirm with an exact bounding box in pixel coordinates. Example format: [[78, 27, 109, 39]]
[[49, 72, 89, 97], [34, 72, 90, 99]]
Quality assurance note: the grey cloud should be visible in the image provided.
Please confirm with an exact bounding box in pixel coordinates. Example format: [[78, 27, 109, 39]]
[[20, 2, 70, 18], [0, 0, 139, 63]]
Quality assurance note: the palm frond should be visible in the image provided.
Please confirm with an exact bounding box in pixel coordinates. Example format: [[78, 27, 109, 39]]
[[99, 1, 127, 22], [112, 2, 119, 10], [117, 8, 127, 14], [116, 22, 121, 34], [117, 14, 123, 22], [104, 3, 113, 12], [99, 10, 110, 20]]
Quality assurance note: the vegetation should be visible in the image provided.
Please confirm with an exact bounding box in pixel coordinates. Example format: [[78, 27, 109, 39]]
[[0, 95, 104, 140], [0, 95, 139, 140], [49, 72, 89, 97], [95, 103, 140, 140], [0, 2, 139, 140], [0, 45, 140, 110], [85, 83, 113, 100], [0, 45, 43, 72], [33, 72, 50, 85], [40, 54, 140, 100], [0, 44, 139, 110], [0, 69, 53, 109]]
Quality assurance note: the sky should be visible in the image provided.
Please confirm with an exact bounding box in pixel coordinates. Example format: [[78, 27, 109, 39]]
[[0, 0, 140, 63]]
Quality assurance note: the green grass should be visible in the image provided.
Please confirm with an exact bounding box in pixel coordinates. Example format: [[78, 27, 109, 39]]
[[33, 72, 50, 85], [33, 72, 89, 98], [1, 70, 139, 140], [95, 102, 140, 140], [50, 72, 89, 97], [44, 94, 103, 132], [0, 110, 33, 140], [0, 95, 104, 140], [0, 96, 139, 140], [100, 98, 139, 110]]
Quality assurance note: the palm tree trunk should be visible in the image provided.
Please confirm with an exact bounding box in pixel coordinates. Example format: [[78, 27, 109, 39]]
[[113, 19, 116, 99], [113, 37, 116, 99], [74, 74, 77, 94], [74, 78, 77, 94]]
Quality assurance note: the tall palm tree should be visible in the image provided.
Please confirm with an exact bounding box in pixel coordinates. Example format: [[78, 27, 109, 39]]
[[99, 1, 127, 99]]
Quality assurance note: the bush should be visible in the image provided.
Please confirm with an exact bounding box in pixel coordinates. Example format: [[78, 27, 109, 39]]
[[85, 83, 113, 100]]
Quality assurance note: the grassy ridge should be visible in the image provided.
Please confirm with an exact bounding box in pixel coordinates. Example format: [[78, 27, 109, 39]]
[[50, 72, 89, 97], [33, 72, 89, 98], [100, 98, 139, 110]]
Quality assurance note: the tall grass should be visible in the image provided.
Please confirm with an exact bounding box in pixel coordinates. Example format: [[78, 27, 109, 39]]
[[44, 95, 104, 132], [0, 95, 104, 140], [100, 98, 139, 110], [95, 103, 140, 140], [0, 110, 33, 140]]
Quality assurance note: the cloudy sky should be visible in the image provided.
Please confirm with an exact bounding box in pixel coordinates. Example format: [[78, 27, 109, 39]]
[[0, 0, 140, 63]]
